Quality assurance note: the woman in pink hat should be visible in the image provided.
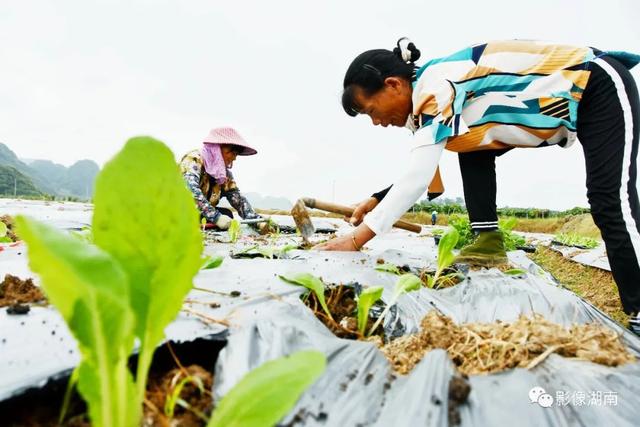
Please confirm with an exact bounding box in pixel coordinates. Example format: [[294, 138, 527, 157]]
[[180, 127, 263, 231]]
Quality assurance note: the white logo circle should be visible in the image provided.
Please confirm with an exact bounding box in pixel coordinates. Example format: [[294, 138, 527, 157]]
[[528, 386, 546, 403], [538, 393, 555, 408]]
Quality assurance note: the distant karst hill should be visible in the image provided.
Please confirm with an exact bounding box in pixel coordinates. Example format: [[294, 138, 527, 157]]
[[0, 143, 99, 199], [0, 165, 42, 196]]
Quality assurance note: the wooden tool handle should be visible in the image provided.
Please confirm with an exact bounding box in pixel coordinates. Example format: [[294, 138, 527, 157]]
[[302, 198, 423, 234]]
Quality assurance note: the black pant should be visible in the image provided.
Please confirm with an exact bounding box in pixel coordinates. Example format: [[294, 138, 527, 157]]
[[459, 56, 640, 314]]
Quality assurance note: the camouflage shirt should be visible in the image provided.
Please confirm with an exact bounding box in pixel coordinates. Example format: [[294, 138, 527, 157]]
[[179, 149, 258, 223]]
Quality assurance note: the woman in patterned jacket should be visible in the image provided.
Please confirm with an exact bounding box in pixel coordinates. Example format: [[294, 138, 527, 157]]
[[180, 127, 262, 231], [316, 38, 640, 335]]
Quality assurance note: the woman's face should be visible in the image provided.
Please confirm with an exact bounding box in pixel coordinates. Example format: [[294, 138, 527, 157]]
[[220, 145, 240, 168], [352, 77, 413, 128]]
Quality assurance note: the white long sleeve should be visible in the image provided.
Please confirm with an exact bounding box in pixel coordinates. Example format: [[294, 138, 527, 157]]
[[363, 142, 445, 235]]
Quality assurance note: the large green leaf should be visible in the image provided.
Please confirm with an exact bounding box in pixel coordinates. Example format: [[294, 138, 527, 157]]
[[357, 286, 383, 335], [91, 137, 203, 350], [90, 137, 203, 404], [279, 273, 332, 320], [16, 217, 136, 427], [208, 350, 326, 427]]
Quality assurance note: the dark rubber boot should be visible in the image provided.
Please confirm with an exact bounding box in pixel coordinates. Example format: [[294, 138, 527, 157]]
[[454, 230, 508, 267]]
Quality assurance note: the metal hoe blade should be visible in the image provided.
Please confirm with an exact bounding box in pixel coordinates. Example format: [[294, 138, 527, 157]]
[[291, 199, 315, 241]]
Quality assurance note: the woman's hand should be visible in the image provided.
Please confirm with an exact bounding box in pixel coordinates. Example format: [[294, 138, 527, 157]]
[[345, 197, 379, 226], [313, 234, 358, 251], [314, 224, 376, 251]]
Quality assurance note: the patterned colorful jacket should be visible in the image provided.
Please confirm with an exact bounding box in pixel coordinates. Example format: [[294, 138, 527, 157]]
[[179, 149, 259, 223], [406, 40, 640, 194], [409, 40, 640, 151]]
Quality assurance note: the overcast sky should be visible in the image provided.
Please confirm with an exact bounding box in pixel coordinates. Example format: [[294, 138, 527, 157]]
[[1, 0, 639, 210]]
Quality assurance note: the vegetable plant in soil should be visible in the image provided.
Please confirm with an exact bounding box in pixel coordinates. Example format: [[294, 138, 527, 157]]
[[16, 137, 327, 426], [367, 274, 421, 336], [280, 273, 390, 339], [423, 227, 465, 289], [379, 228, 464, 289], [17, 137, 204, 427], [228, 219, 242, 243], [232, 244, 298, 259]]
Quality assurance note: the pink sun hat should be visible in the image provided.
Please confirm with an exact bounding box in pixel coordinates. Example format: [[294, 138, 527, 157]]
[[203, 127, 257, 156]]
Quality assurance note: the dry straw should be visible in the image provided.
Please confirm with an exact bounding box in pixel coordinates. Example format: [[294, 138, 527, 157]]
[[381, 311, 635, 375]]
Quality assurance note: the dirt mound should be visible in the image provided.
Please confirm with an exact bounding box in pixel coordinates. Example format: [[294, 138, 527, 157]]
[[0, 274, 46, 308], [381, 311, 634, 376]]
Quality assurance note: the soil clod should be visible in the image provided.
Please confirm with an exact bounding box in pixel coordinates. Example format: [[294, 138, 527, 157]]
[[0, 274, 46, 308], [448, 376, 471, 426], [448, 376, 471, 403]]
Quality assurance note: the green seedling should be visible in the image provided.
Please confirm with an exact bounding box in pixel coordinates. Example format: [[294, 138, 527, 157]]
[[504, 268, 527, 276], [17, 218, 138, 427], [235, 245, 258, 255], [356, 286, 383, 335], [58, 367, 79, 425], [18, 137, 203, 427], [279, 273, 333, 320], [234, 244, 298, 259], [257, 246, 275, 259], [266, 218, 280, 235], [228, 219, 241, 243], [201, 217, 207, 232], [278, 244, 298, 255], [433, 227, 459, 285], [0, 222, 10, 243], [375, 263, 401, 275], [164, 375, 206, 420], [368, 273, 421, 336], [201, 255, 224, 270], [553, 233, 598, 249], [260, 244, 298, 259], [208, 350, 326, 427]]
